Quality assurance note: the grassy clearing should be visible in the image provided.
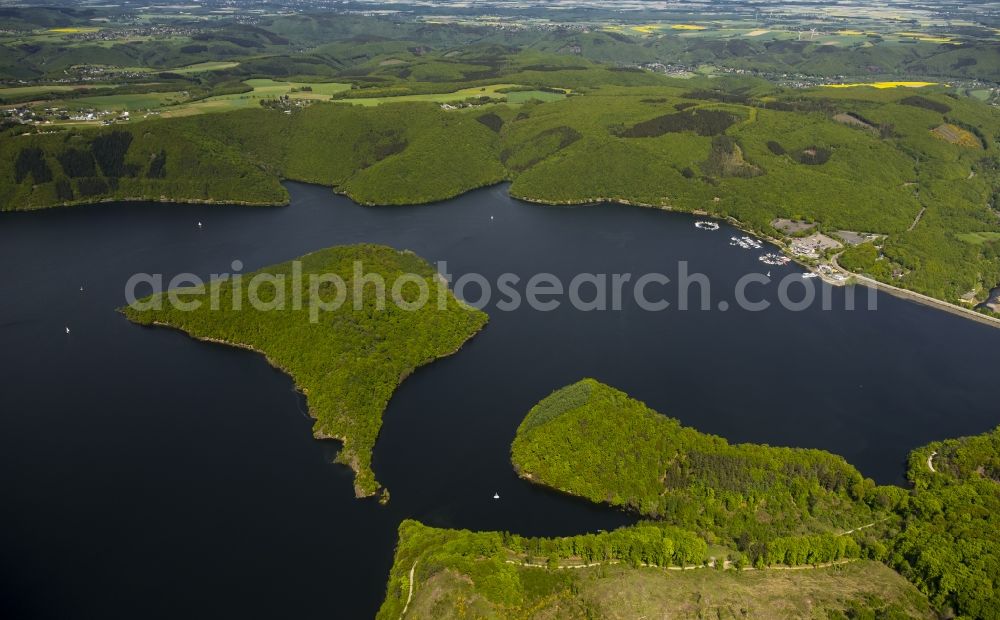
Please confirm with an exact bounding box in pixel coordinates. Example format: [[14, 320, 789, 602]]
[[895, 32, 955, 43], [341, 83, 525, 106], [61, 92, 185, 111], [566, 561, 934, 619], [168, 61, 240, 74], [0, 84, 112, 98], [957, 231, 1000, 244], [504, 89, 567, 104]]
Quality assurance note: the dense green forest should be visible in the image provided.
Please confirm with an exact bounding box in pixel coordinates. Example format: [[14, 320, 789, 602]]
[[509, 379, 1000, 618], [122, 244, 488, 497], [0, 102, 505, 208], [372, 390, 999, 618], [375, 520, 933, 620], [511, 379, 889, 547], [890, 427, 1000, 617]]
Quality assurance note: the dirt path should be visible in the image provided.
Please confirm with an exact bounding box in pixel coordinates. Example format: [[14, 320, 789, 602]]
[[399, 561, 416, 619], [506, 558, 714, 571], [927, 451, 937, 473], [907, 206, 927, 231], [500, 517, 883, 575], [840, 518, 888, 536], [505, 556, 859, 572]]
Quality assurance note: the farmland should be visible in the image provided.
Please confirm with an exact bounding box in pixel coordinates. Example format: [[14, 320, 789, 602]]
[[160, 79, 351, 117]]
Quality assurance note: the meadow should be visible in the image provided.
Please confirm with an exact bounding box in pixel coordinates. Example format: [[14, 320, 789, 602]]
[[58, 91, 185, 111], [0, 84, 114, 99]]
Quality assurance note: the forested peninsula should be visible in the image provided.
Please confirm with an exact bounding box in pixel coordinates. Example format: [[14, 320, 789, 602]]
[[122, 244, 488, 498], [505, 379, 1000, 617], [369, 381, 999, 618]]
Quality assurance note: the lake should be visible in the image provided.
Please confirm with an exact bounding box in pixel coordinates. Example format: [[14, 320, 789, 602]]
[[2, 182, 999, 618]]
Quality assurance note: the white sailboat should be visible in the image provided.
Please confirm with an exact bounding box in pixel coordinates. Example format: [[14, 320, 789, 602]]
[[493, 492, 500, 500], [65, 326, 71, 334]]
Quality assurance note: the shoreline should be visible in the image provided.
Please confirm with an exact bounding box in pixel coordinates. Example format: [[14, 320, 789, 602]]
[[17, 178, 1000, 330], [849, 273, 1000, 329], [126, 316, 370, 494], [3, 194, 288, 213], [514, 191, 1000, 330]]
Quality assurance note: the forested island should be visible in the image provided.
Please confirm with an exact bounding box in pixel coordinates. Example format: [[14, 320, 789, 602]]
[[122, 244, 488, 497]]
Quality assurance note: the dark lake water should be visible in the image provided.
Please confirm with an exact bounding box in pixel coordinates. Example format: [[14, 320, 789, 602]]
[[2, 181, 999, 618]]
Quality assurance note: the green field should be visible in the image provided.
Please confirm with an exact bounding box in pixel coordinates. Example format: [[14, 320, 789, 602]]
[[0, 84, 112, 99], [168, 61, 240, 74], [60, 92, 185, 111], [505, 89, 568, 103], [957, 231, 1000, 244], [161, 79, 351, 116], [341, 83, 531, 106]]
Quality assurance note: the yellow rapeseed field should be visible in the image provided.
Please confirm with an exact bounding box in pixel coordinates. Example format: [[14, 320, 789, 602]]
[[47, 27, 99, 34], [822, 81, 939, 89]]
